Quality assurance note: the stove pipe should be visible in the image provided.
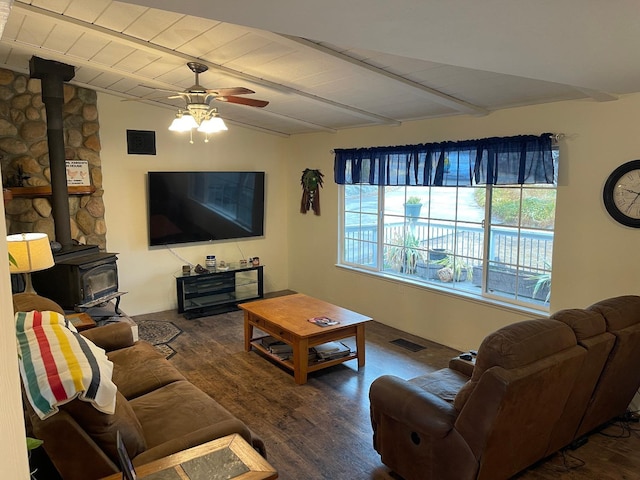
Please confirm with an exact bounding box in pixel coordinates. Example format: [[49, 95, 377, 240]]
[[29, 56, 75, 249]]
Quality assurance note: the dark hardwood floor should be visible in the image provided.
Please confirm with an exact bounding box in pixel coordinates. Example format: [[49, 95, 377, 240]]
[[130, 297, 640, 480]]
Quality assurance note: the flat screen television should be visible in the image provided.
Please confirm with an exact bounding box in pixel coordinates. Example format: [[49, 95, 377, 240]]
[[147, 171, 265, 246]]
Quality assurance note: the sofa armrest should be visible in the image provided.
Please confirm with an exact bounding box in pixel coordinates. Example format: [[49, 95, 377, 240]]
[[28, 408, 119, 480], [81, 322, 135, 351], [369, 374, 457, 438], [13, 293, 65, 315], [448, 356, 475, 377]]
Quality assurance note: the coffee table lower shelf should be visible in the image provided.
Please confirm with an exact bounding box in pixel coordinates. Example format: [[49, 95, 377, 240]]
[[250, 338, 358, 373]]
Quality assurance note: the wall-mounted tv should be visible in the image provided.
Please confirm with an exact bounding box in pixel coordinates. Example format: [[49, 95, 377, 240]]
[[147, 171, 265, 246]]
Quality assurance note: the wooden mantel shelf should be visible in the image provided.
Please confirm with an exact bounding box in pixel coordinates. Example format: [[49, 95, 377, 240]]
[[7, 185, 95, 197]]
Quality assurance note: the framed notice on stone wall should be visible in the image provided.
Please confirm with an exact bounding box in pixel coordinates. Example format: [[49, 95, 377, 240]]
[[66, 160, 90, 186]]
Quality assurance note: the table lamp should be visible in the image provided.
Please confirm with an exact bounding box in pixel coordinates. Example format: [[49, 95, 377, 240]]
[[7, 232, 55, 294]]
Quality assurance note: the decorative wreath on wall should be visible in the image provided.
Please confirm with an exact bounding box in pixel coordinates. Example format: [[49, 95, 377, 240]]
[[300, 168, 324, 215]]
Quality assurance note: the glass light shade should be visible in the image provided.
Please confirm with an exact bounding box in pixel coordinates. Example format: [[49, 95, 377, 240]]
[[198, 116, 228, 133], [168, 116, 186, 132], [7, 233, 54, 273], [168, 114, 198, 132]]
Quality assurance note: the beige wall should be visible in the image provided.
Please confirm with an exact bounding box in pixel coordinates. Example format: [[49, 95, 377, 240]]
[[98, 94, 290, 315], [286, 94, 640, 350]]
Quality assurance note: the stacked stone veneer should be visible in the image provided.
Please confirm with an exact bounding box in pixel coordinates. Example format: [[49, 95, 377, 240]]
[[0, 67, 106, 250]]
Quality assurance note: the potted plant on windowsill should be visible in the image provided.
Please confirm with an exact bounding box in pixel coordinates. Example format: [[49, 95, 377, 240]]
[[404, 196, 423, 219]]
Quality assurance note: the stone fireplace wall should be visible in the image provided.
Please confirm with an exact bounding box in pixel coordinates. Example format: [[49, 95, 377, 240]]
[[0, 67, 106, 250]]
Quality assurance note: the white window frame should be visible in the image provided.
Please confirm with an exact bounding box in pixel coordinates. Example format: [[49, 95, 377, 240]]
[[338, 157, 557, 312]]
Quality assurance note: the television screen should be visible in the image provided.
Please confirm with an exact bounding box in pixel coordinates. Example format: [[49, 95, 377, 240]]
[[147, 171, 265, 246]]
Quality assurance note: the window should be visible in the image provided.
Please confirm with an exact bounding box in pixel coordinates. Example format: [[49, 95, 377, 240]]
[[336, 134, 558, 310]]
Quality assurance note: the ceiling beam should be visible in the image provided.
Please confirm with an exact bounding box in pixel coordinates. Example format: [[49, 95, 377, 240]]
[[277, 34, 489, 117], [275, 33, 621, 109], [574, 87, 619, 102], [11, 2, 401, 127]]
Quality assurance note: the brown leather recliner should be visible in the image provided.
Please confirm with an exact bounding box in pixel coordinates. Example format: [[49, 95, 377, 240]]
[[576, 295, 640, 437], [546, 307, 615, 453], [369, 319, 586, 480]]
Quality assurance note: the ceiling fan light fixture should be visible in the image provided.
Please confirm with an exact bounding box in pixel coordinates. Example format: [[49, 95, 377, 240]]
[[165, 62, 266, 143], [186, 103, 211, 125], [168, 112, 198, 132], [198, 116, 228, 133], [181, 113, 199, 130]]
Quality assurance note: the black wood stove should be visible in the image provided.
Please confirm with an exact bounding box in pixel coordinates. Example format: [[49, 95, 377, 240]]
[[32, 245, 122, 311]]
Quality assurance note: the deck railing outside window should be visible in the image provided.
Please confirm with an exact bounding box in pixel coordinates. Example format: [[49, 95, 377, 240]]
[[343, 220, 553, 306]]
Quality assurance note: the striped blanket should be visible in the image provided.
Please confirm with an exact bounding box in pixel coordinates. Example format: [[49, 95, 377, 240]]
[[16, 310, 117, 420]]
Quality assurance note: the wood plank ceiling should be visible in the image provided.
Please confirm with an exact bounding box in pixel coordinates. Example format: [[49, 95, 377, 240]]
[[0, 0, 614, 137]]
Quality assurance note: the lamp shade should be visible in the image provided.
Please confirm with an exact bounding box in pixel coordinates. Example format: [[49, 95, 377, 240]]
[[7, 233, 54, 273], [168, 113, 198, 132], [198, 116, 228, 133]]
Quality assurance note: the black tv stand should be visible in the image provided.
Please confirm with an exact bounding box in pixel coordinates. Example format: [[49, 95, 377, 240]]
[[176, 265, 263, 319]]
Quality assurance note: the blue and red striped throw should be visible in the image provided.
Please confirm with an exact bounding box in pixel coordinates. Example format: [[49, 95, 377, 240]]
[[16, 310, 117, 420]]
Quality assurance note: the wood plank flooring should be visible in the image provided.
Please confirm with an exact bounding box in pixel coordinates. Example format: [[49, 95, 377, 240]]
[[132, 300, 640, 480]]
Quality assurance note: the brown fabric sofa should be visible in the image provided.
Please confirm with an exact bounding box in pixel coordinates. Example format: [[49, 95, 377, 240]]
[[14, 293, 265, 480], [369, 295, 640, 480]]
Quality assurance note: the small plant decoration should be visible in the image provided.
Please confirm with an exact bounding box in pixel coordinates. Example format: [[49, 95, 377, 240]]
[[404, 196, 424, 221], [27, 437, 43, 451], [436, 253, 473, 282], [27, 437, 43, 480], [300, 169, 324, 215]]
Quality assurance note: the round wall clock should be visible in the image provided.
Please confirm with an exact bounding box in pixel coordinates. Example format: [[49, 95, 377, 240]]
[[603, 159, 640, 227]]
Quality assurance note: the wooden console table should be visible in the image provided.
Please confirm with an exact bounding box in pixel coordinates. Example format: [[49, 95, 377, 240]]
[[100, 434, 277, 480]]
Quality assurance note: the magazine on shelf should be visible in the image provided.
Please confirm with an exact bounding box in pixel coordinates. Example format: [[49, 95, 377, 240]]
[[268, 343, 293, 354], [314, 341, 351, 360], [308, 316, 339, 327], [260, 335, 283, 348]]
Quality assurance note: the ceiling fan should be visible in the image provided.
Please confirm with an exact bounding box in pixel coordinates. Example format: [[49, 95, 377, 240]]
[[141, 62, 269, 132], [168, 61, 269, 111]]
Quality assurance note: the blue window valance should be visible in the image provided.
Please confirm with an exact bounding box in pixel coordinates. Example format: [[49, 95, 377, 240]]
[[333, 133, 555, 186]]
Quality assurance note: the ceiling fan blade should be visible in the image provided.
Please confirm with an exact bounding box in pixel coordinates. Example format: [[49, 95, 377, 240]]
[[139, 85, 185, 95], [206, 87, 255, 96], [215, 96, 269, 108], [120, 95, 180, 102]]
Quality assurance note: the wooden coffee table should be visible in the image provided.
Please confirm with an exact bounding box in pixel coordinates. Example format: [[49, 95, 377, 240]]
[[240, 293, 372, 384]]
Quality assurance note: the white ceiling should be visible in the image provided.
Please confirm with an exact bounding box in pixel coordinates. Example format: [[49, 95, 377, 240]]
[[0, 0, 634, 137]]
